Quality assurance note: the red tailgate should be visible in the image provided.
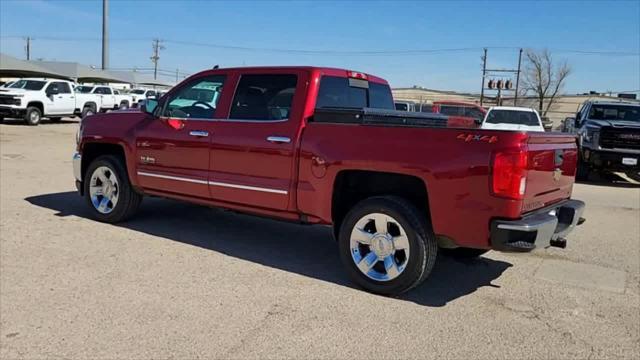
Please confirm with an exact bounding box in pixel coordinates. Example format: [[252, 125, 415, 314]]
[[522, 133, 578, 213]]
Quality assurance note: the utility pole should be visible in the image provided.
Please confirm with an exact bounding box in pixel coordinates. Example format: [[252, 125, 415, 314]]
[[102, 0, 109, 69], [151, 39, 165, 80], [480, 48, 487, 107], [514, 48, 523, 106], [25, 37, 31, 60]]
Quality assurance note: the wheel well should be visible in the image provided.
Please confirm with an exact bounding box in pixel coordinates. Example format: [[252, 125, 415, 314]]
[[83, 102, 97, 111], [331, 170, 430, 237], [81, 143, 126, 181], [27, 101, 44, 114]]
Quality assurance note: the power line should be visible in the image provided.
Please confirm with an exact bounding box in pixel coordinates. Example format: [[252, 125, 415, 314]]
[[2, 35, 637, 57]]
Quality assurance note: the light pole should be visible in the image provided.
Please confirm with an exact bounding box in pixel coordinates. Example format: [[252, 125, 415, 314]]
[[102, 0, 109, 69]]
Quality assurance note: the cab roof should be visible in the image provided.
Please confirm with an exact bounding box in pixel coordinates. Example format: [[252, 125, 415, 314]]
[[193, 66, 389, 85]]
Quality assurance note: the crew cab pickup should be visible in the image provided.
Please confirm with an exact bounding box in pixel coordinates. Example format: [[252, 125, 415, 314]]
[[0, 78, 124, 125], [75, 85, 133, 112], [73, 66, 585, 295], [568, 100, 640, 182]]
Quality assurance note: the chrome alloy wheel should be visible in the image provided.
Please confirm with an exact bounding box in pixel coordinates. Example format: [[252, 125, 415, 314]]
[[89, 166, 119, 214], [349, 213, 410, 281], [29, 111, 40, 123]]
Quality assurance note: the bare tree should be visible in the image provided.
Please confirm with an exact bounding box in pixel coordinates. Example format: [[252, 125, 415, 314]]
[[521, 49, 571, 117]]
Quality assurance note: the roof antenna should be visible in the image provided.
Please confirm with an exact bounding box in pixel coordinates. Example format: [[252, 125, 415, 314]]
[[213, 65, 219, 69]]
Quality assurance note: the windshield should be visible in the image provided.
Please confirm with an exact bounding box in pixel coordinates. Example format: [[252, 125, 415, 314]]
[[131, 89, 145, 94], [588, 104, 640, 122], [9, 80, 46, 91], [485, 110, 540, 126], [75, 86, 94, 93]]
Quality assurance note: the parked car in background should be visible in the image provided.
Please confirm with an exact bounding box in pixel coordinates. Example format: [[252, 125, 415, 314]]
[[568, 100, 640, 181], [394, 101, 416, 112], [432, 101, 486, 128], [481, 106, 545, 132], [75, 85, 133, 110], [73, 66, 584, 295], [129, 88, 158, 106], [0, 78, 114, 125]]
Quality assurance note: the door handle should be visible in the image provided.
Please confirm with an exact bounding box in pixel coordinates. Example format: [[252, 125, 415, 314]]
[[266, 136, 291, 144], [189, 130, 209, 137]]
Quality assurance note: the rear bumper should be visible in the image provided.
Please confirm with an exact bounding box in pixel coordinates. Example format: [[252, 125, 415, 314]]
[[583, 149, 640, 171], [491, 199, 585, 252]]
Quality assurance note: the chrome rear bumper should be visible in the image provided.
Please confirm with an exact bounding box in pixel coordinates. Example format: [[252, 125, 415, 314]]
[[491, 200, 586, 251]]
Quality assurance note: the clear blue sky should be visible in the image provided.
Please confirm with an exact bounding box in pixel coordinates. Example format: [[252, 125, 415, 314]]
[[1, 0, 638, 93]]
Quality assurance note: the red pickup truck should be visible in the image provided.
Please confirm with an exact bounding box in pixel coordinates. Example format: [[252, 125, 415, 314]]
[[73, 66, 585, 295]]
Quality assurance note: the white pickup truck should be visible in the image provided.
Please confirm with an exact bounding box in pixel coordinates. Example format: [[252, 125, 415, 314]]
[[128, 88, 158, 106], [480, 106, 545, 132], [75, 85, 133, 111], [0, 79, 131, 125]]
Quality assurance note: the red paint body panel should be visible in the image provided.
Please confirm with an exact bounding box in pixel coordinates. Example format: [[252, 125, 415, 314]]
[[78, 66, 578, 250]]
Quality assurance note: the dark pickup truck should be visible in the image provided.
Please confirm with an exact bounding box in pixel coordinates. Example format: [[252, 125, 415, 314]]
[[567, 100, 640, 181], [73, 66, 585, 295]]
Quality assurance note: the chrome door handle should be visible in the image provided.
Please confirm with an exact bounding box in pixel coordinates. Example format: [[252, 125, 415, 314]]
[[266, 136, 291, 144], [189, 130, 209, 137]]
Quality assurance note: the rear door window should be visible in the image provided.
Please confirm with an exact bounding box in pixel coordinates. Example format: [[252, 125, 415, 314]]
[[439, 105, 464, 116], [316, 76, 394, 109], [229, 74, 298, 121]]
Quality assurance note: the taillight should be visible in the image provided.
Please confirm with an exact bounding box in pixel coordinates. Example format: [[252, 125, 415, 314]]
[[492, 150, 528, 200], [347, 71, 368, 80]]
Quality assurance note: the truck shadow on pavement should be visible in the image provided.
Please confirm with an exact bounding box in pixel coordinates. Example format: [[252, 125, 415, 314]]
[[26, 191, 512, 307]]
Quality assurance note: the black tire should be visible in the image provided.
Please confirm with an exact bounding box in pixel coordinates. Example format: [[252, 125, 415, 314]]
[[83, 155, 142, 223], [119, 101, 129, 110], [0, 116, 4, 123], [576, 158, 589, 181], [23, 106, 42, 126], [49, 117, 62, 123], [441, 247, 489, 259], [81, 106, 95, 119], [338, 196, 437, 295]]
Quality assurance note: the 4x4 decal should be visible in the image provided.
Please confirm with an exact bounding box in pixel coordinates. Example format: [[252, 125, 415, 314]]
[[457, 133, 498, 143]]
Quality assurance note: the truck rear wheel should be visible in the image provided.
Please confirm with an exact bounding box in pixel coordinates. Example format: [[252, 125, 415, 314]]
[[83, 155, 142, 223], [338, 196, 437, 295], [24, 106, 42, 126]]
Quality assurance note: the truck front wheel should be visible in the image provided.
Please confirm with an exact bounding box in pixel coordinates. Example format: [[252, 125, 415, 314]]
[[24, 106, 42, 126], [84, 155, 142, 223], [338, 196, 437, 295]]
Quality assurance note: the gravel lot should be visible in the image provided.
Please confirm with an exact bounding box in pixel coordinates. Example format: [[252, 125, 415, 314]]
[[1, 119, 639, 359]]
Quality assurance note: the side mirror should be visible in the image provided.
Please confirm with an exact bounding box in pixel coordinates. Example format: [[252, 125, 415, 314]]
[[47, 88, 59, 96], [142, 98, 159, 115], [474, 118, 483, 125]]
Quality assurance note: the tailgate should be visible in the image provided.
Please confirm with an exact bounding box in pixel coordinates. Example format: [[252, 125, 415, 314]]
[[522, 133, 578, 213]]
